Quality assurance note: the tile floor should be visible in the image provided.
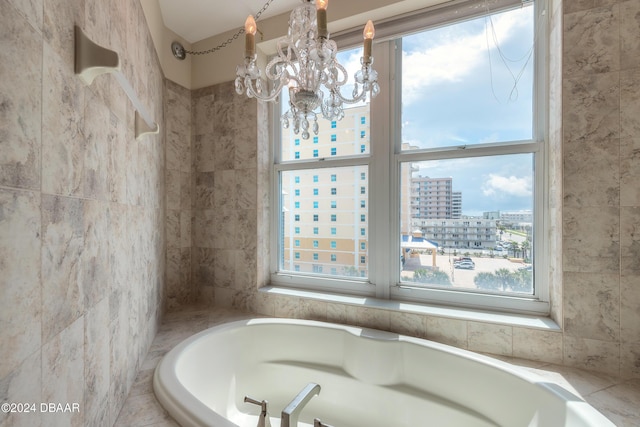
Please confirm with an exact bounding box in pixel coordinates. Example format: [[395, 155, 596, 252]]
[[114, 306, 640, 426]]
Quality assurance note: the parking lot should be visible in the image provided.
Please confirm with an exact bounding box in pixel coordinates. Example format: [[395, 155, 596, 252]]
[[403, 253, 527, 289]]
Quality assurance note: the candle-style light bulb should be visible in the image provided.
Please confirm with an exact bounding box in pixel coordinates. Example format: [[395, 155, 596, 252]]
[[363, 20, 375, 60], [316, 0, 328, 39], [245, 15, 257, 58]]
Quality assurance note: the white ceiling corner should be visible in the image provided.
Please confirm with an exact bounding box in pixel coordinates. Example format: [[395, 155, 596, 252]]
[[158, 0, 301, 43]]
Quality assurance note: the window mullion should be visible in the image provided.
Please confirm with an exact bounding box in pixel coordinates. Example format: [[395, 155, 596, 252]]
[[369, 40, 395, 299]]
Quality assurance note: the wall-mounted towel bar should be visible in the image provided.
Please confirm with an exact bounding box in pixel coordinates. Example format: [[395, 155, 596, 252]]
[[74, 26, 160, 140]]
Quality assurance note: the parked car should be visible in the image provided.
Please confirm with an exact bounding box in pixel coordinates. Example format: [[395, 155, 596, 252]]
[[454, 257, 473, 264], [454, 260, 475, 270]]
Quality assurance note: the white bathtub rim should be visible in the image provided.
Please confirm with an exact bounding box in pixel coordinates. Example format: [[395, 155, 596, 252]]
[[152, 319, 396, 427], [154, 320, 246, 427], [153, 318, 614, 427]]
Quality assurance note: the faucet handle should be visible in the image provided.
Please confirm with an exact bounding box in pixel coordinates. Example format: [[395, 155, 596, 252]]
[[314, 418, 334, 427], [244, 396, 268, 413], [245, 397, 271, 427]]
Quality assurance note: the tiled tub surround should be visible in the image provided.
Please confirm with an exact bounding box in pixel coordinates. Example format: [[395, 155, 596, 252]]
[[1, 0, 166, 426], [560, 0, 640, 377], [190, 84, 271, 307], [116, 306, 640, 427]]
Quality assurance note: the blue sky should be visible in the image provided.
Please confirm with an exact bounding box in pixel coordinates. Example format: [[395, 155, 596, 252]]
[[401, 6, 534, 148], [401, 6, 535, 216]]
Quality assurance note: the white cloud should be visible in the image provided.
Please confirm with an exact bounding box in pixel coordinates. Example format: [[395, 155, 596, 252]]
[[402, 35, 484, 104], [482, 174, 532, 197], [402, 11, 527, 105]]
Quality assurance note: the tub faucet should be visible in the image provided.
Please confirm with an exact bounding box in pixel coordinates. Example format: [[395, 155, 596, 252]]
[[244, 396, 272, 427], [280, 383, 321, 427]]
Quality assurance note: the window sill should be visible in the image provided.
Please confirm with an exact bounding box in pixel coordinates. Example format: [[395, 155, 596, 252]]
[[259, 285, 561, 331]]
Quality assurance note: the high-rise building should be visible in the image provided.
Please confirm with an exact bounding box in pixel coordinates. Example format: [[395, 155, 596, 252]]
[[280, 105, 370, 277], [452, 191, 462, 219], [411, 176, 461, 219]]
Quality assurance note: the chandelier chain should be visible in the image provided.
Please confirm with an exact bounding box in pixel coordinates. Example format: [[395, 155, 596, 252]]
[[183, 0, 277, 56]]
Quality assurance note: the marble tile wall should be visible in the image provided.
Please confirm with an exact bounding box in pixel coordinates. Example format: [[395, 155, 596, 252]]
[[1, 0, 166, 426], [191, 83, 266, 307], [561, 0, 640, 377], [185, 0, 640, 381], [547, 0, 564, 327], [164, 80, 197, 309]]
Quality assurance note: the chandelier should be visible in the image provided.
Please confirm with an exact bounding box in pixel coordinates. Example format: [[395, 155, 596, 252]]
[[235, 0, 380, 140]]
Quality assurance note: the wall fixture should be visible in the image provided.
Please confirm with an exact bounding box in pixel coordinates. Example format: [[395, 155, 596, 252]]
[[74, 26, 160, 140], [171, 0, 379, 140]]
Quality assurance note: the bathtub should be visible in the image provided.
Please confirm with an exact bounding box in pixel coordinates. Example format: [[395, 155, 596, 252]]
[[153, 318, 613, 427]]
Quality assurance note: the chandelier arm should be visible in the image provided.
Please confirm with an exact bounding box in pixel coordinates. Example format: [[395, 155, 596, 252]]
[[264, 57, 288, 82], [243, 75, 287, 102], [276, 39, 294, 62], [329, 85, 369, 105], [329, 61, 349, 86], [320, 64, 348, 94], [324, 67, 375, 105]]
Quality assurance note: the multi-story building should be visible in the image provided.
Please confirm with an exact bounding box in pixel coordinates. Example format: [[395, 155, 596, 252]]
[[451, 191, 462, 218], [483, 211, 501, 220], [408, 176, 503, 249], [484, 210, 533, 225], [411, 176, 461, 219], [500, 210, 533, 226], [411, 218, 497, 250], [281, 105, 371, 277]]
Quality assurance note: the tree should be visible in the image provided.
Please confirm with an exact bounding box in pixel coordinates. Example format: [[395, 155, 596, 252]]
[[498, 225, 506, 242], [474, 272, 502, 291], [521, 239, 531, 262], [509, 240, 521, 258], [511, 268, 533, 293], [412, 269, 451, 286], [495, 268, 517, 290], [474, 268, 533, 293]]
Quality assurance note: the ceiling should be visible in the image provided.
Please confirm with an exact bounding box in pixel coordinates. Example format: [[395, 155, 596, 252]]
[[158, 0, 301, 44]]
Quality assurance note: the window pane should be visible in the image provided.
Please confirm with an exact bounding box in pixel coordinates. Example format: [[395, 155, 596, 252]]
[[401, 5, 534, 151], [280, 47, 371, 161], [400, 154, 533, 295], [281, 166, 369, 278]]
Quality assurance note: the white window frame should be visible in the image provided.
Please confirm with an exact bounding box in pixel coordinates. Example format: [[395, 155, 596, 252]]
[[270, 0, 549, 314]]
